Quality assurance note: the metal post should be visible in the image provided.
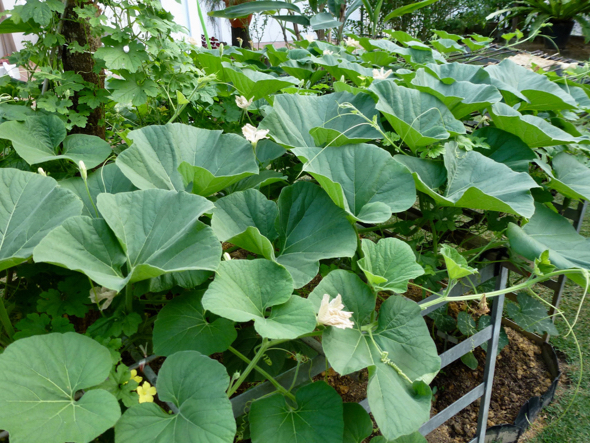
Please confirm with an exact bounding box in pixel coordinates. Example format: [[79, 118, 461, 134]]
[[473, 265, 508, 442]]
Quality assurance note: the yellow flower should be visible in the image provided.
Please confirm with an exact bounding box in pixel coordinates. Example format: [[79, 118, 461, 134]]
[[137, 381, 157, 403], [130, 369, 143, 384]]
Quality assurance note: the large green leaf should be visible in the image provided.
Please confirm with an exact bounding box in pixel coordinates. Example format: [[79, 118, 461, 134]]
[[369, 80, 465, 151], [153, 290, 237, 356], [209, 1, 300, 18], [485, 59, 577, 111], [0, 169, 82, 272], [0, 114, 111, 167], [223, 65, 299, 101], [259, 91, 382, 148], [547, 152, 590, 201], [60, 163, 136, 217], [314, 290, 438, 440], [292, 144, 416, 223], [472, 127, 535, 173], [507, 203, 590, 286], [0, 333, 120, 443], [384, 0, 439, 20], [308, 270, 376, 374], [358, 238, 424, 293], [115, 351, 235, 443], [202, 259, 316, 339], [505, 292, 558, 335], [34, 189, 221, 291], [411, 68, 502, 119], [34, 216, 128, 291], [275, 181, 358, 287], [343, 403, 374, 443], [95, 39, 149, 73], [323, 60, 375, 86], [116, 124, 258, 195], [396, 143, 539, 217], [211, 189, 278, 259], [249, 382, 344, 443], [489, 103, 589, 148]]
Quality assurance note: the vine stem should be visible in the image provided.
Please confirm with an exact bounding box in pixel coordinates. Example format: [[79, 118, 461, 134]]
[[419, 269, 587, 311], [226, 338, 270, 398], [227, 345, 297, 402], [195, 0, 211, 49]]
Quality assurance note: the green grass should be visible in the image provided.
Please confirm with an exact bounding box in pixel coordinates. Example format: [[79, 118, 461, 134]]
[[526, 209, 590, 442]]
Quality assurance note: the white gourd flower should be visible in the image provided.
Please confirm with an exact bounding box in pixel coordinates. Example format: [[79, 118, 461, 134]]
[[304, 34, 316, 43], [242, 124, 269, 144], [373, 67, 393, 80], [123, 45, 130, 53], [345, 37, 362, 50], [37, 167, 46, 176], [79, 160, 87, 181], [317, 294, 354, 329], [323, 49, 334, 55], [223, 252, 232, 261], [235, 95, 254, 109], [89, 286, 117, 311]]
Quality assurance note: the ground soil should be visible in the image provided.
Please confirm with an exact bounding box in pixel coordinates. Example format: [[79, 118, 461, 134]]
[[425, 327, 554, 443], [514, 36, 590, 63]]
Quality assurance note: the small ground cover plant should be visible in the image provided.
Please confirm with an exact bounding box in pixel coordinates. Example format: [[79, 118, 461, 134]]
[[0, 5, 589, 442]]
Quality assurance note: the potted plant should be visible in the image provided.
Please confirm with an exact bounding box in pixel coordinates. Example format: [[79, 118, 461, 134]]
[[494, 0, 590, 49]]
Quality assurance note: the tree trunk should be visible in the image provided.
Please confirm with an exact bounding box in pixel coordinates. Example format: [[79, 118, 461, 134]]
[[61, 0, 105, 139]]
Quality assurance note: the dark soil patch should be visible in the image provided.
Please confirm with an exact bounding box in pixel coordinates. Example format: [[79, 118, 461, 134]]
[[426, 327, 554, 442], [514, 36, 590, 62], [313, 367, 369, 403]]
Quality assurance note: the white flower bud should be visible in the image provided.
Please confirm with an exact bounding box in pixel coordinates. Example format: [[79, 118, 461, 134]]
[[223, 252, 232, 261], [79, 160, 87, 181], [123, 45, 130, 53], [37, 167, 46, 176]]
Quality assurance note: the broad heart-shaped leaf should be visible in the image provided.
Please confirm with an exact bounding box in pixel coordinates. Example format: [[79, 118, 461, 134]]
[[485, 59, 577, 111], [323, 60, 374, 86], [547, 152, 590, 201], [0, 114, 111, 167], [396, 143, 539, 218], [202, 259, 316, 339], [440, 245, 477, 280], [369, 80, 465, 152], [153, 290, 237, 356], [358, 238, 424, 293], [308, 270, 376, 374], [0, 169, 82, 272], [507, 203, 590, 287], [249, 381, 344, 443], [472, 127, 535, 173], [116, 124, 258, 196], [410, 68, 502, 119], [60, 163, 136, 217], [0, 333, 120, 443], [211, 189, 279, 259], [292, 144, 416, 223], [319, 294, 438, 440], [115, 351, 236, 443], [259, 91, 382, 148], [343, 403, 374, 443], [35, 190, 221, 291], [505, 292, 559, 336], [489, 103, 590, 148], [223, 64, 299, 101], [276, 181, 358, 287]]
